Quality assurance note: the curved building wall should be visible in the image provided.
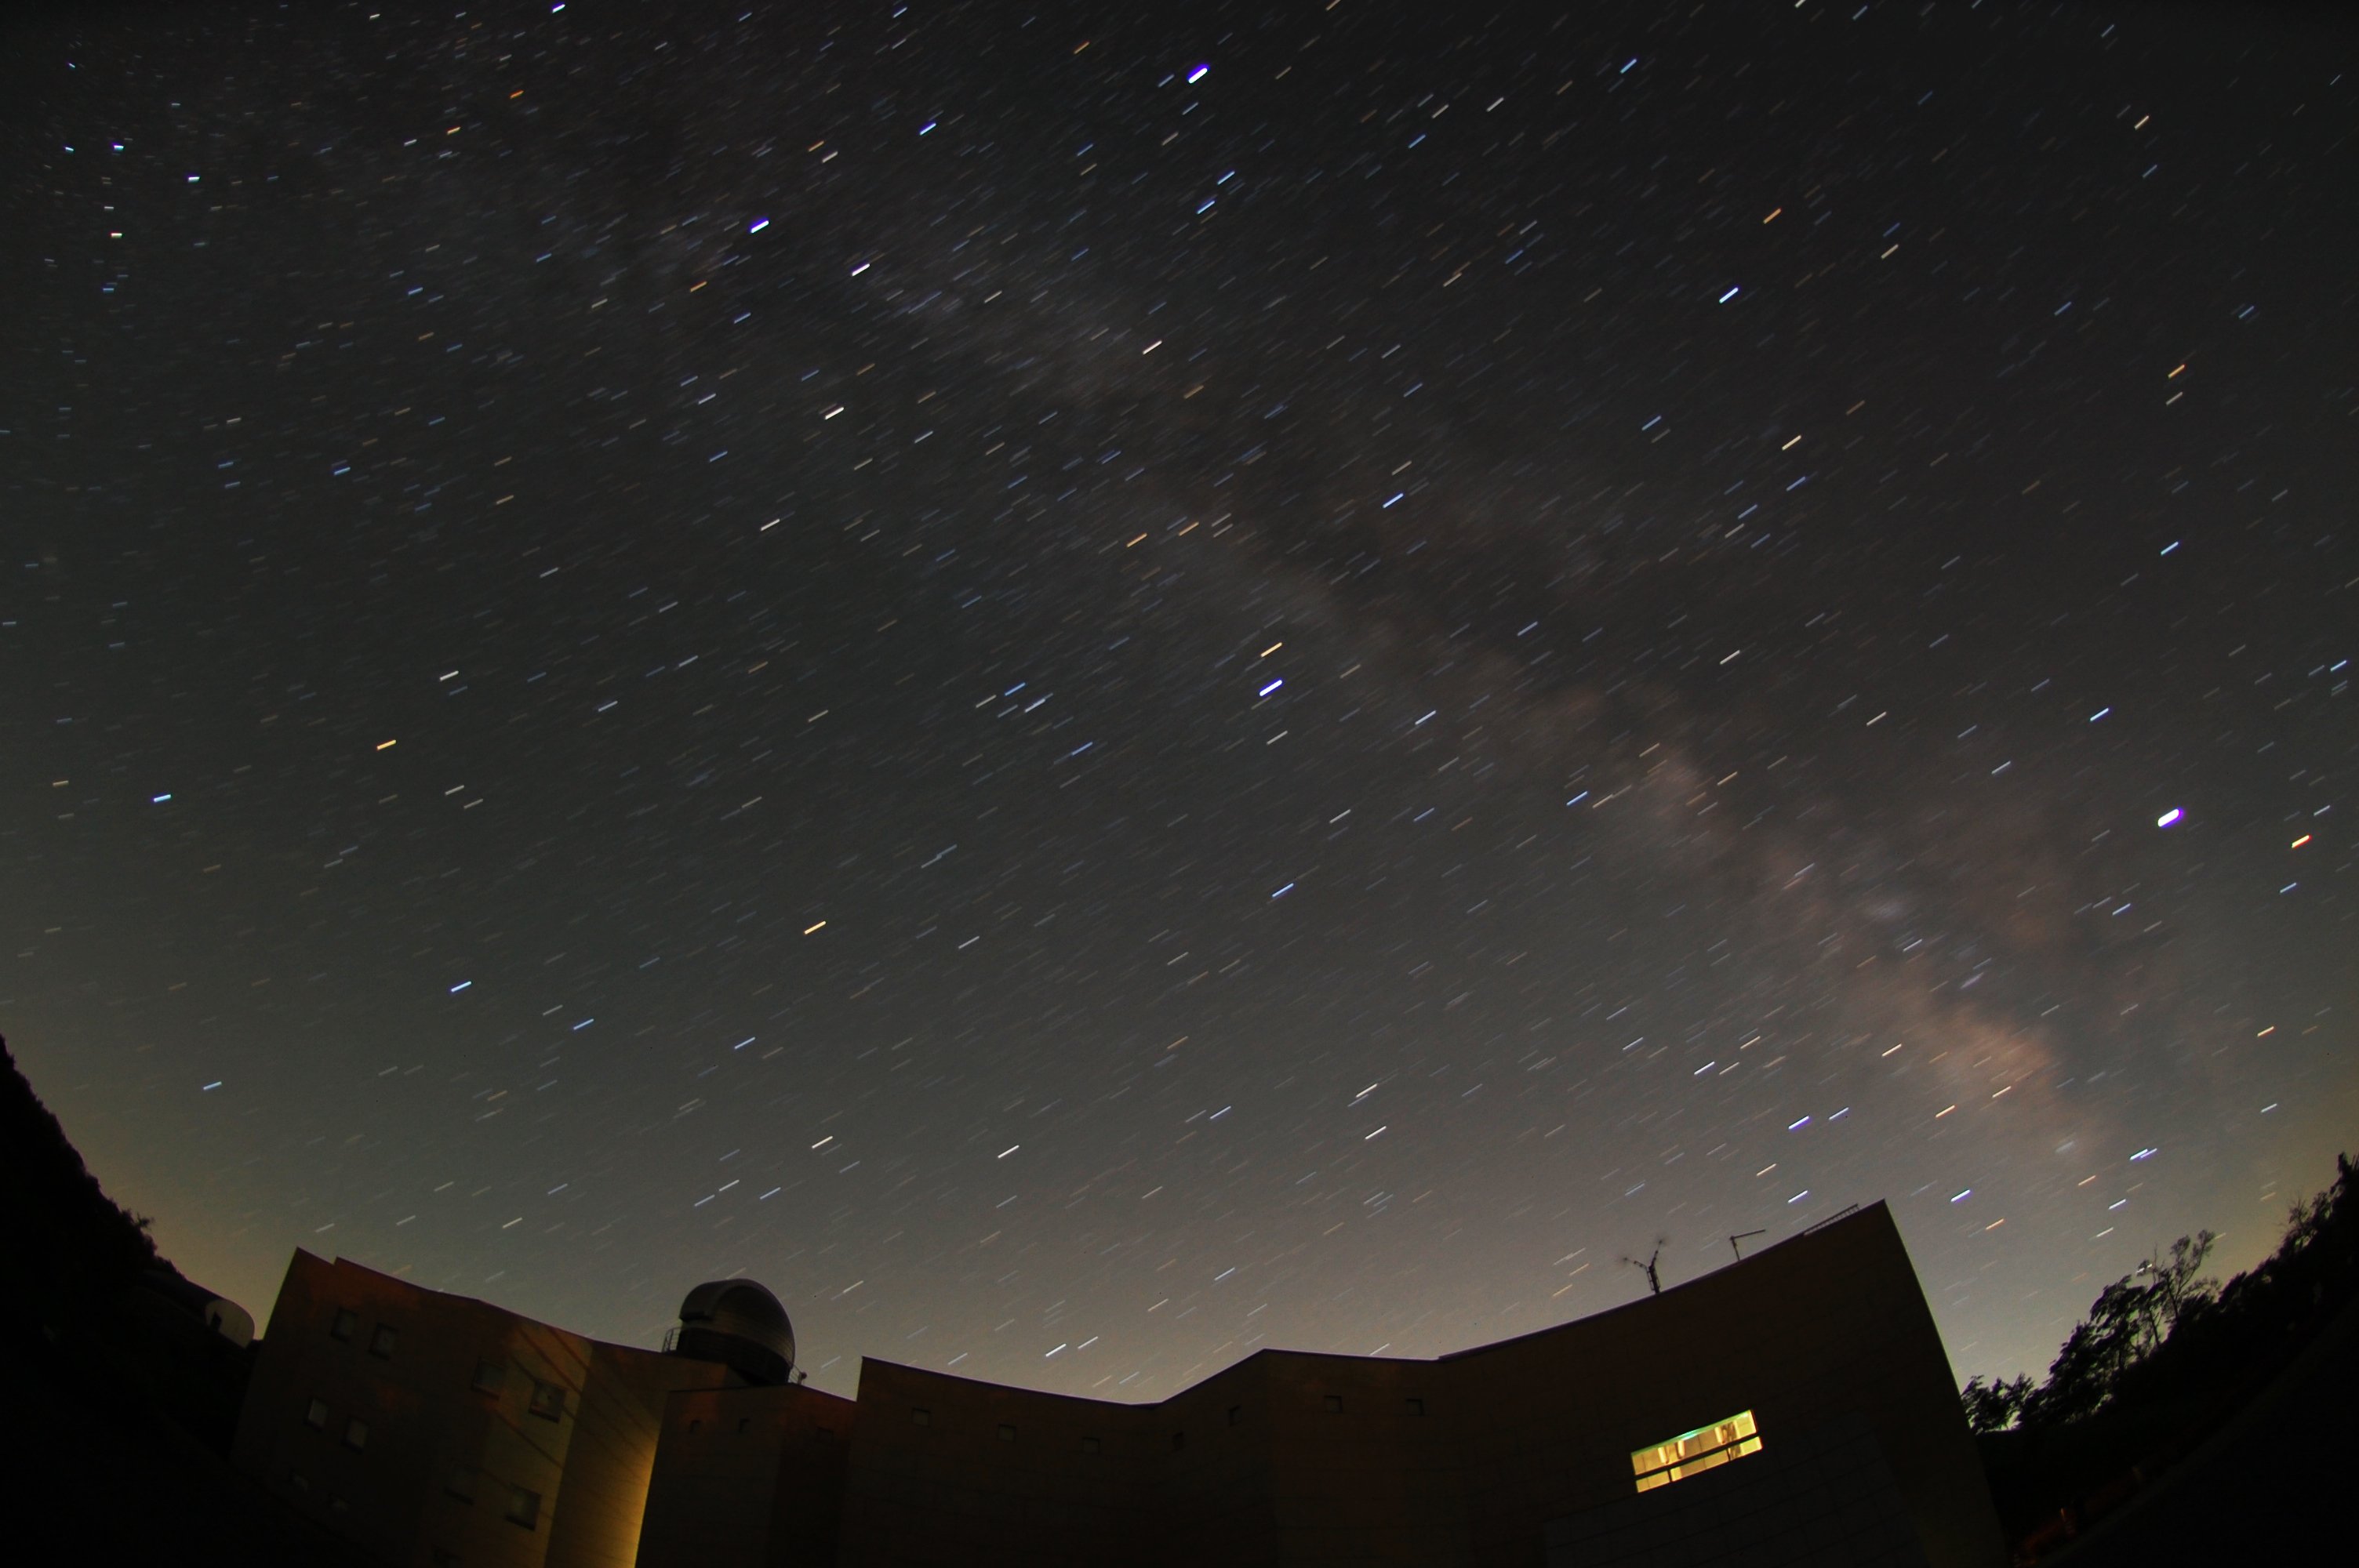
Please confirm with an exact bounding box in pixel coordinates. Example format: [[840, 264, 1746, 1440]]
[[820, 1203, 2000, 1567]]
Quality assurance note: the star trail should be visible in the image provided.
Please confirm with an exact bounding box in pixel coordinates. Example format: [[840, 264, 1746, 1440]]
[[4, 0, 2354, 1399]]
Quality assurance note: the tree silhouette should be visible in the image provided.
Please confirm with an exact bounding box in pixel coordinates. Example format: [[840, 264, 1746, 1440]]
[[1, 1034, 165, 1339]]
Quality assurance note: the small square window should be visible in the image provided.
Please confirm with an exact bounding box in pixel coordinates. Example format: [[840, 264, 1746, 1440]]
[[304, 1398, 329, 1431], [1172, 1431, 1187, 1452], [688, 1418, 701, 1434], [288, 1468, 310, 1494], [1228, 1404, 1243, 1426], [997, 1423, 1016, 1442], [343, 1418, 369, 1451], [1405, 1397, 1426, 1417], [445, 1467, 477, 1504], [1323, 1395, 1343, 1414], [529, 1381, 565, 1421], [471, 1359, 503, 1394], [329, 1308, 357, 1342], [1080, 1436, 1101, 1454], [911, 1407, 932, 1427], [369, 1324, 398, 1359], [504, 1486, 541, 1530]]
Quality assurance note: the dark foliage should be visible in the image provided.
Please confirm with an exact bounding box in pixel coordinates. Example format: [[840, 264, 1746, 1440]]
[[0, 1033, 164, 1338], [1967, 1154, 2359, 1557], [2, 1036, 381, 1564]]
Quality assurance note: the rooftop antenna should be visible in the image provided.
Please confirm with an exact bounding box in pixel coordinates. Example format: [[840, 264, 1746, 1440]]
[[1728, 1229, 1766, 1262], [1621, 1236, 1667, 1296]]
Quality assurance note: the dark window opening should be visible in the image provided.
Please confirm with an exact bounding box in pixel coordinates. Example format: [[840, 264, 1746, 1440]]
[[504, 1486, 541, 1530], [471, 1359, 503, 1394], [816, 1427, 835, 1443], [1228, 1404, 1243, 1426], [329, 1308, 357, 1342], [529, 1380, 565, 1421], [304, 1397, 329, 1431], [1405, 1397, 1426, 1416], [431, 1549, 462, 1568], [1323, 1395, 1343, 1414], [369, 1323, 398, 1359], [343, 1418, 369, 1451], [997, 1423, 1016, 1441], [911, 1407, 932, 1426], [738, 1417, 751, 1434], [445, 1467, 477, 1504], [1172, 1431, 1186, 1451], [1080, 1436, 1101, 1454]]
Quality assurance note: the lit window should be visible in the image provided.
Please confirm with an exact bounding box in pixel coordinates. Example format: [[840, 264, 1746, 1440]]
[[504, 1486, 541, 1530], [369, 1323, 398, 1359], [343, 1418, 369, 1451], [471, 1359, 503, 1393], [529, 1380, 565, 1421], [330, 1308, 357, 1342], [1631, 1410, 1761, 1493], [304, 1398, 329, 1431]]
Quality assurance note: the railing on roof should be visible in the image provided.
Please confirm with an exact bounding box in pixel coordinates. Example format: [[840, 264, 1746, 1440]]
[[1800, 1203, 1861, 1236], [661, 1326, 682, 1353]]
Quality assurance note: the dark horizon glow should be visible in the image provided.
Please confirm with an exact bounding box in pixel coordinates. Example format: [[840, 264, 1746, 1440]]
[[3, 0, 2353, 1401]]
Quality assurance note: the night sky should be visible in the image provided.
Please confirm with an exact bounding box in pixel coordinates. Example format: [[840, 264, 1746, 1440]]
[[6, 1, 2354, 1401]]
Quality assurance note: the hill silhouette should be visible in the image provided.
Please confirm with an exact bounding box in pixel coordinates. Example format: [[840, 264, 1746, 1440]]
[[2, 1036, 381, 1567]]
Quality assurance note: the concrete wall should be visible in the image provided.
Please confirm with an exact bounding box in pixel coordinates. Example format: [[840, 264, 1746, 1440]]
[[821, 1202, 1998, 1567], [233, 1252, 730, 1568], [834, 1359, 1161, 1566], [232, 1205, 2001, 1567], [636, 1382, 855, 1568], [1445, 1203, 2002, 1568]]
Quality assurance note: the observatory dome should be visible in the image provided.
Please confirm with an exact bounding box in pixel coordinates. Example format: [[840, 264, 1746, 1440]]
[[669, 1279, 795, 1385]]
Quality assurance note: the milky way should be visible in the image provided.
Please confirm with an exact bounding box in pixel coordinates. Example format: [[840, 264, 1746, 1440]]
[[5, 0, 2354, 1397]]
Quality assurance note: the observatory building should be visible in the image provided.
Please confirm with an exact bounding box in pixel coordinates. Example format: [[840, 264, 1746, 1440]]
[[232, 1200, 2004, 1566]]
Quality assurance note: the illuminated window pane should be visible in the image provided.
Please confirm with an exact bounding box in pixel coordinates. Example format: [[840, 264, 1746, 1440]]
[[1630, 1410, 1762, 1494]]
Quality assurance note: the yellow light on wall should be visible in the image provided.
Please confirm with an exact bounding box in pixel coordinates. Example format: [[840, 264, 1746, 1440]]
[[1631, 1410, 1761, 1493]]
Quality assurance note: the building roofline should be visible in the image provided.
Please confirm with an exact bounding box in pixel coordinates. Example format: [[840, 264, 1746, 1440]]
[[860, 1202, 1895, 1410], [1438, 1198, 1892, 1363]]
